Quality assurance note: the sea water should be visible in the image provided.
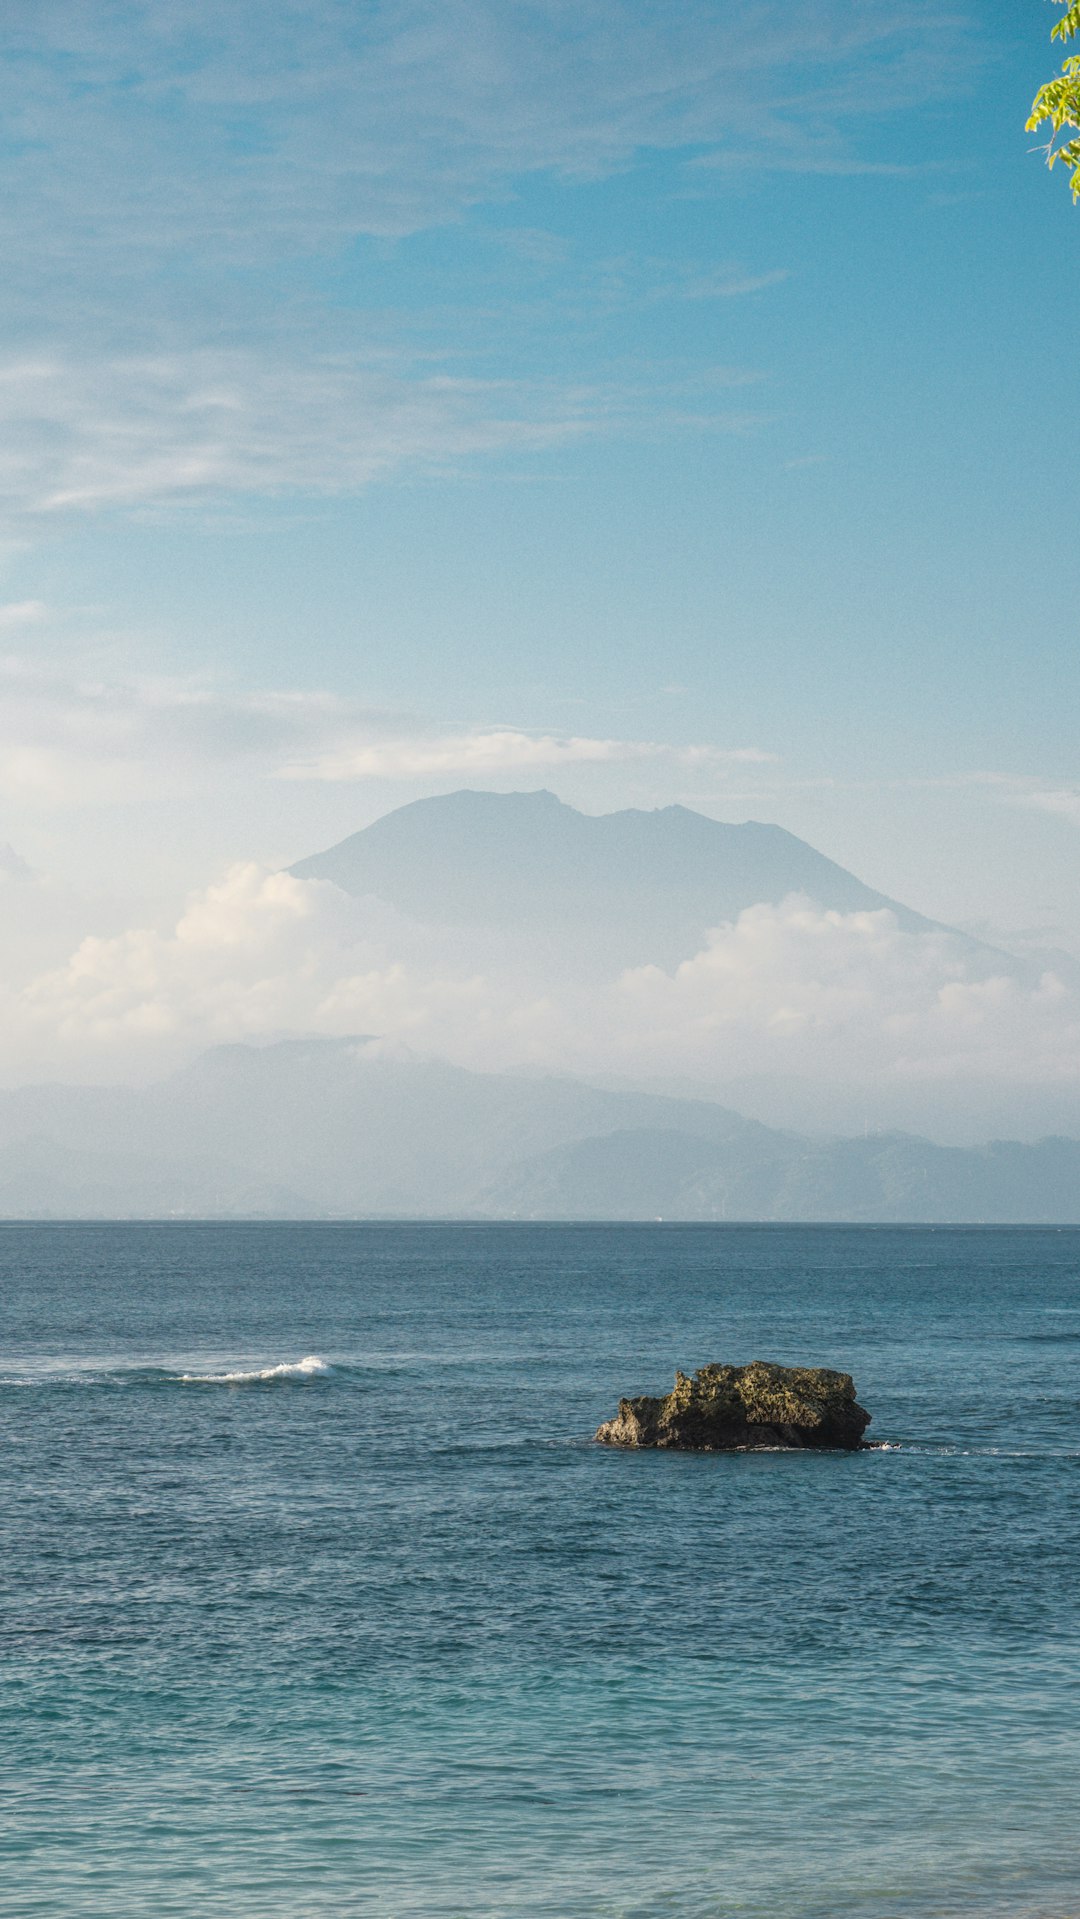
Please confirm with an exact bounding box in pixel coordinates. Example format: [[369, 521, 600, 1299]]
[[2, 1221, 1079, 1919]]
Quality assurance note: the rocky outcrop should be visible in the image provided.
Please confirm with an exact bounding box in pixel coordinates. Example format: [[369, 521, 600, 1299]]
[[595, 1360, 871, 1451]]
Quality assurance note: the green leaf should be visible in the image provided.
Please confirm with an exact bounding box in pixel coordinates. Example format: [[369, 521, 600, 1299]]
[[1028, 12, 1080, 192]]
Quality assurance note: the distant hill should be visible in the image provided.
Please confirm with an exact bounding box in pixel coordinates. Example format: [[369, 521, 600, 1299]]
[[0, 1039, 769, 1218], [481, 1125, 1080, 1224], [0, 1037, 1075, 1222], [0, 1133, 312, 1220], [291, 789, 976, 974]]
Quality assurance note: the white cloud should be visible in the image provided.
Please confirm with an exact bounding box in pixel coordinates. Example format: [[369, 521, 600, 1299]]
[[0, 601, 48, 631], [691, 151, 932, 179], [0, 3, 973, 528], [0, 655, 362, 806], [1016, 788, 1080, 827], [600, 903, 1080, 1089], [281, 728, 777, 782], [2, 3, 969, 274], [907, 774, 1080, 835], [0, 348, 777, 528], [13, 866, 337, 1066], [6, 871, 1080, 1112], [0, 352, 588, 525], [0, 651, 775, 808], [667, 267, 791, 301]]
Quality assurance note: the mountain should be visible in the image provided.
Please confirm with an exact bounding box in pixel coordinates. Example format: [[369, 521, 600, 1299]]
[[0, 1133, 312, 1219], [481, 1125, 1080, 1224], [0, 1039, 770, 1218], [291, 789, 972, 974], [0, 1038, 1076, 1221]]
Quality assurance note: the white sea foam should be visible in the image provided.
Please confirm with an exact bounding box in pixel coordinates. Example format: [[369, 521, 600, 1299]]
[[179, 1354, 334, 1384], [870, 1441, 1080, 1457]]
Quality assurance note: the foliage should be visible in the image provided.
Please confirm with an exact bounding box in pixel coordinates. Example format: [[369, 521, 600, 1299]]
[[1027, 1, 1080, 200]]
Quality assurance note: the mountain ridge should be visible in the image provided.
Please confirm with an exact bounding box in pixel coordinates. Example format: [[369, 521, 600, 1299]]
[[0, 1037, 1075, 1222], [290, 789, 983, 974]]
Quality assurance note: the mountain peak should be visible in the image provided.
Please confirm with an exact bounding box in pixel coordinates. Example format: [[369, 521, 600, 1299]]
[[289, 787, 950, 971]]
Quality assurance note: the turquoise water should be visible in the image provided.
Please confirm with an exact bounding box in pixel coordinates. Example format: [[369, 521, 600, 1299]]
[[2, 1222, 1080, 1919]]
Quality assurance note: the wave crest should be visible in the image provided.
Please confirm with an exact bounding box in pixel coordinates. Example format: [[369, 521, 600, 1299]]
[[179, 1354, 334, 1385]]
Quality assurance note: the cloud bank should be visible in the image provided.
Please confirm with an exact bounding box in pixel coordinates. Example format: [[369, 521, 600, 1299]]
[[5, 865, 1078, 1141]]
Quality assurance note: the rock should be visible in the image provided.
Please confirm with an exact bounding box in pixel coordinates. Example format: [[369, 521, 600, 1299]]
[[595, 1359, 871, 1451]]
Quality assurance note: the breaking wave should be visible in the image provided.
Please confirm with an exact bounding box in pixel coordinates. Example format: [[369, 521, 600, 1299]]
[[178, 1355, 335, 1385]]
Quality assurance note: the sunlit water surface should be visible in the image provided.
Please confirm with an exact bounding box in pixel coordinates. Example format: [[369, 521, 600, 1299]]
[[2, 1222, 1079, 1919]]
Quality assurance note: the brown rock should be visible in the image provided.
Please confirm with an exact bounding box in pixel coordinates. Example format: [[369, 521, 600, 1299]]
[[595, 1359, 871, 1451]]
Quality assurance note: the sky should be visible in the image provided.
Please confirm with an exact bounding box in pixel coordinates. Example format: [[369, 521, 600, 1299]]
[[1, 0, 1079, 1119]]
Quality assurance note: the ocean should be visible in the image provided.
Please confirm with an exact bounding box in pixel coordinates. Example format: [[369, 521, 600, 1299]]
[[2, 1221, 1079, 1919]]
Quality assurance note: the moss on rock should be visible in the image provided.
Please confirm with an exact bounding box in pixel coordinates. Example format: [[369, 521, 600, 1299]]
[[595, 1359, 871, 1451]]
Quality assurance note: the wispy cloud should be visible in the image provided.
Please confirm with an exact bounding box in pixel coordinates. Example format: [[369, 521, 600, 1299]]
[[1016, 788, 1080, 827], [0, 654, 392, 806], [280, 728, 776, 782], [0, 352, 592, 525], [2, 3, 972, 284], [0, 650, 776, 807], [903, 773, 1080, 826], [690, 151, 934, 179], [0, 601, 48, 631], [0, 348, 778, 528], [675, 268, 791, 301], [0, 2, 974, 529]]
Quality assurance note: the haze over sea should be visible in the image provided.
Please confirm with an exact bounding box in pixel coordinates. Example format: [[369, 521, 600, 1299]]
[[3, 1221, 1079, 1919]]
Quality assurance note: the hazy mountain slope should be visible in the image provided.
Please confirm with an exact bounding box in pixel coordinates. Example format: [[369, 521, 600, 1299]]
[[477, 1127, 790, 1221], [0, 1039, 1076, 1220], [151, 1040, 771, 1212], [0, 1134, 311, 1218], [481, 1126, 1080, 1223], [0, 1040, 771, 1217], [774, 1134, 1080, 1224], [290, 789, 962, 972]]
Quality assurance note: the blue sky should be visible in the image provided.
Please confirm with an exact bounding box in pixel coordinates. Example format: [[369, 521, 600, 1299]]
[[1, 0, 1078, 958]]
